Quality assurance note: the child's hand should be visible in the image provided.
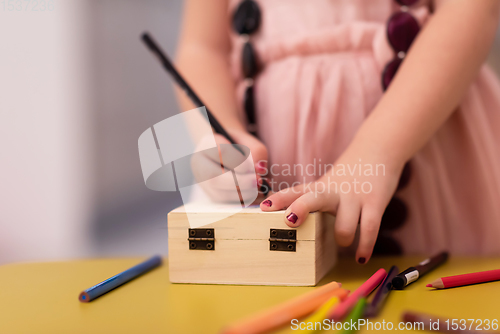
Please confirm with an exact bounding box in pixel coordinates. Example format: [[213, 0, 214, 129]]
[[260, 144, 404, 264], [191, 130, 269, 204]]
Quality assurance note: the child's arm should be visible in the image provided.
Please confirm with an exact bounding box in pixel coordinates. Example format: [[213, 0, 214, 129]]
[[262, 0, 500, 263], [176, 0, 243, 132], [354, 0, 500, 172], [176, 0, 268, 201]]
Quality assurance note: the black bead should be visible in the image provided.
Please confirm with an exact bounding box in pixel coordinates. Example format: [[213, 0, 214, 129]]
[[232, 0, 261, 35], [380, 197, 407, 231], [242, 42, 258, 78], [397, 161, 412, 190], [372, 235, 403, 255], [244, 85, 256, 125]]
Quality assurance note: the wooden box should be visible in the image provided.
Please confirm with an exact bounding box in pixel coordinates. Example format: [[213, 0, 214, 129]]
[[167, 205, 337, 286]]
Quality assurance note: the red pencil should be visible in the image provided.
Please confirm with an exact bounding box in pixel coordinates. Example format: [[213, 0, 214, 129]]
[[426, 269, 500, 289]]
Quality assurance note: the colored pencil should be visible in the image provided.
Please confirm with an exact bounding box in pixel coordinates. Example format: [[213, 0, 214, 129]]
[[79, 255, 162, 303], [140, 32, 270, 196], [392, 251, 448, 289], [328, 268, 387, 321], [299, 296, 343, 334], [339, 298, 367, 334], [221, 281, 347, 334], [364, 265, 399, 317], [426, 268, 500, 289], [402, 311, 493, 334]]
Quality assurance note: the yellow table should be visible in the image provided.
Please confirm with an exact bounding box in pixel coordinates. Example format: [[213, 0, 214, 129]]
[[0, 256, 499, 334]]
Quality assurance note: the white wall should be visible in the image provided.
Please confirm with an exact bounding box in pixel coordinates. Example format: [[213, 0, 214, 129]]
[[0, 0, 185, 264], [0, 0, 93, 263], [86, 0, 184, 257]]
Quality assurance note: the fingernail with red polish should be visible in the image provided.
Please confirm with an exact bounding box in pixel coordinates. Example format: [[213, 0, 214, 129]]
[[262, 200, 272, 207], [358, 257, 366, 264], [287, 213, 298, 224]]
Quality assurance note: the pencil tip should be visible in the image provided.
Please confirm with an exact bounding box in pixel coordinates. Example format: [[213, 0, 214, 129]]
[[426, 284, 432, 287]]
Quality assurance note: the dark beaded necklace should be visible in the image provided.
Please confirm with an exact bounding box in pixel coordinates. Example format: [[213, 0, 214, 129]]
[[374, 0, 421, 255], [232, 0, 421, 255]]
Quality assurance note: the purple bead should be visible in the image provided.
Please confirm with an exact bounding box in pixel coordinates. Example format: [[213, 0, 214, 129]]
[[387, 12, 420, 53], [395, 0, 419, 6], [380, 197, 408, 231], [373, 235, 403, 255], [382, 57, 402, 91]]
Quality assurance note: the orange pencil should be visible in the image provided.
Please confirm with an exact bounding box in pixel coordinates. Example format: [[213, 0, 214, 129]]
[[221, 281, 348, 334]]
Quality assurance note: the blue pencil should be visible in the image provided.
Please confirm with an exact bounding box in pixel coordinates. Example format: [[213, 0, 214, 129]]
[[79, 255, 162, 303]]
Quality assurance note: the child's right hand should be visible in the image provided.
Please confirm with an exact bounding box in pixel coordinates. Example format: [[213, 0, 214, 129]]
[[191, 130, 269, 204], [259, 140, 403, 264]]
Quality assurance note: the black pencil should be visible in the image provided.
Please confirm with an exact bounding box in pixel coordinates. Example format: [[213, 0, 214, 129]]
[[141, 32, 270, 196], [141, 33, 241, 151]]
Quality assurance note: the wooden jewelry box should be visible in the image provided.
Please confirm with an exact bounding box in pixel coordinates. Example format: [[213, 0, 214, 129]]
[[167, 205, 337, 286]]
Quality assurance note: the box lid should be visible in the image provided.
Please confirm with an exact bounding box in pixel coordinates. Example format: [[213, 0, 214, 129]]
[[168, 204, 320, 241]]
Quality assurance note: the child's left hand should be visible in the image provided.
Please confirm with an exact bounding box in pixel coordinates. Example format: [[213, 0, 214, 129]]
[[260, 142, 404, 264]]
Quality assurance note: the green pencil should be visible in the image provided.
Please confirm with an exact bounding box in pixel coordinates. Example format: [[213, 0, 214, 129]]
[[339, 298, 367, 334]]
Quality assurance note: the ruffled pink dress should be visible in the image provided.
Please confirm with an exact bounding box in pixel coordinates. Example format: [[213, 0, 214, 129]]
[[229, 0, 500, 255]]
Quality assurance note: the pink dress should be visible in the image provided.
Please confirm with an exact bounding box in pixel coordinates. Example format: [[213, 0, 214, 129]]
[[229, 0, 500, 255]]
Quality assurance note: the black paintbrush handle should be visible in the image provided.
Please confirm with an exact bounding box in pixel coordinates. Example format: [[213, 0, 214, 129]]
[[141, 33, 240, 149], [141, 32, 270, 196]]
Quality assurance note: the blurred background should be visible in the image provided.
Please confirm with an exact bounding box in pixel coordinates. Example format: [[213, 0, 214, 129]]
[[0, 0, 499, 265]]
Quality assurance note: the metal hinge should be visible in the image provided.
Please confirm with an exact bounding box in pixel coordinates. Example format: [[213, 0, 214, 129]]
[[188, 228, 215, 250], [269, 229, 297, 252]]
